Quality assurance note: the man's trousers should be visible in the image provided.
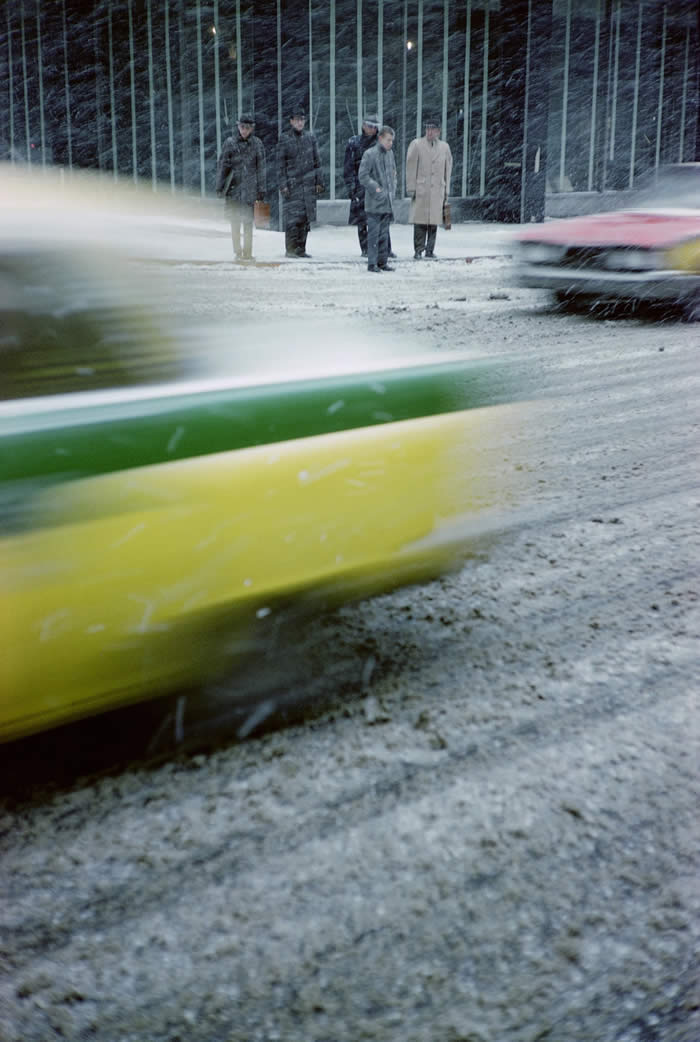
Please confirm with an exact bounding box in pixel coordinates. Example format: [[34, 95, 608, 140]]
[[366, 212, 392, 268]]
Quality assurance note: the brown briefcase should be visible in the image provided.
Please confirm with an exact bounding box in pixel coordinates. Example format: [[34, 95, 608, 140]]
[[254, 201, 271, 229], [443, 202, 452, 230]]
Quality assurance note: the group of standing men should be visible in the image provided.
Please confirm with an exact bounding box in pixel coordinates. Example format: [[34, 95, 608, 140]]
[[344, 113, 452, 271], [215, 104, 322, 261], [216, 107, 452, 272]]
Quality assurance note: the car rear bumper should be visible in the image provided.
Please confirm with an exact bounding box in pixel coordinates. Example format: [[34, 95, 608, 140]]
[[515, 265, 700, 302]]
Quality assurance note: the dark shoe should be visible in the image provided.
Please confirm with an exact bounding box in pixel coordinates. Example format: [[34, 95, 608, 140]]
[[298, 252, 312, 258], [424, 252, 437, 259], [361, 249, 368, 257], [388, 251, 397, 259], [379, 265, 395, 272], [285, 251, 298, 258], [413, 251, 423, 260], [367, 265, 382, 273]]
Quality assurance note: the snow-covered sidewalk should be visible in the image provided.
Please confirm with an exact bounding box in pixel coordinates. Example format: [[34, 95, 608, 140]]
[[123, 214, 517, 265]]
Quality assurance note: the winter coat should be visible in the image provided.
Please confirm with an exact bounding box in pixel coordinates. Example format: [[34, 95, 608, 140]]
[[406, 136, 453, 225], [215, 133, 266, 206], [277, 129, 323, 225], [358, 141, 397, 216], [343, 131, 378, 225]]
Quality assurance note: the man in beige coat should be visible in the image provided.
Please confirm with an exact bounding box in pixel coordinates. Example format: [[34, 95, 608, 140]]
[[406, 117, 453, 259]]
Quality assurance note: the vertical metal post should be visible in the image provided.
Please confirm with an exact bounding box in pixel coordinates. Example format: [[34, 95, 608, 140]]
[[147, 0, 157, 188], [196, 0, 205, 197], [128, 0, 138, 182], [6, 4, 14, 163], [330, 0, 336, 199], [236, 0, 242, 118], [179, 0, 187, 184], [108, 1, 118, 178], [520, 0, 532, 223], [62, 0, 72, 170], [654, 4, 667, 171], [214, 0, 221, 157], [629, 0, 642, 188], [416, 0, 423, 139], [587, 0, 601, 190], [36, 0, 46, 166], [401, 0, 407, 196], [479, 0, 489, 197], [441, 0, 448, 138], [309, 0, 313, 128], [20, 4, 31, 163], [679, 26, 690, 162], [165, 0, 175, 190], [601, 0, 614, 189], [461, 0, 471, 196], [94, 4, 104, 169], [609, 0, 620, 163], [356, 0, 362, 133], [277, 0, 283, 226], [377, 0, 383, 123], [558, 0, 571, 191], [277, 0, 283, 134]]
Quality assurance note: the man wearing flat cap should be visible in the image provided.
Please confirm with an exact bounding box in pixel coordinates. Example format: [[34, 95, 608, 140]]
[[406, 116, 453, 259], [216, 114, 266, 261], [277, 107, 324, 258], [343, 114, 395, 259]]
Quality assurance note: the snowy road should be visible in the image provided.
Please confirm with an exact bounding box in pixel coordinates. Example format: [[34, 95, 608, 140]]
[[1, 220, 699, 1042]]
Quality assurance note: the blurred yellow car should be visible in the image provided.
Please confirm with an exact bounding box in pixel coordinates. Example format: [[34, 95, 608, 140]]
[[0, 166, 523, 740]]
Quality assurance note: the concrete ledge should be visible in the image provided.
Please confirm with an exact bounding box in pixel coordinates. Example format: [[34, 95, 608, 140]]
[[317, 195, 499, 226], [317, 200, 351, 224], [317, 190, 638, 226]]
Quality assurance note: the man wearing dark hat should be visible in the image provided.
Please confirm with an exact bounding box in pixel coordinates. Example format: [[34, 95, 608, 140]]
[[344, 115, 397, 259], [277, 107, 324, 258], [406, 116, 453, 260], [216, 114, 266, 261]]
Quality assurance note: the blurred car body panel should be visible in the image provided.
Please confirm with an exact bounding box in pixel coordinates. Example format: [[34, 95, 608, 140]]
[[1, 360, 501, 485], [1, 403, 519, 740], [0, 164, 524, 741]]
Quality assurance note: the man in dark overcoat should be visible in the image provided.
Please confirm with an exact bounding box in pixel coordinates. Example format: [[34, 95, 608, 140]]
[[277, 107, 324, 258], [215, 114, 266, 261], [344, 113, 396, 259], [344, 114, 378, 257]]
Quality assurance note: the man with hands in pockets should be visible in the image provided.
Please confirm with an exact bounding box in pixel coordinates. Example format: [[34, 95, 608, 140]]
[[358, 125, 397, 274], [406, 116, 452, 260]]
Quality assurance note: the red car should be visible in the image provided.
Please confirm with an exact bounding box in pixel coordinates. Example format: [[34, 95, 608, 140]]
[[514, 163, 700, 320]]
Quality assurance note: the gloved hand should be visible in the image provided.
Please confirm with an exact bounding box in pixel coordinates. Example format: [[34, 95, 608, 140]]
[[315, 184, 324, 196], [281, 187, 290, 198], [256, 193, 265, 202]]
